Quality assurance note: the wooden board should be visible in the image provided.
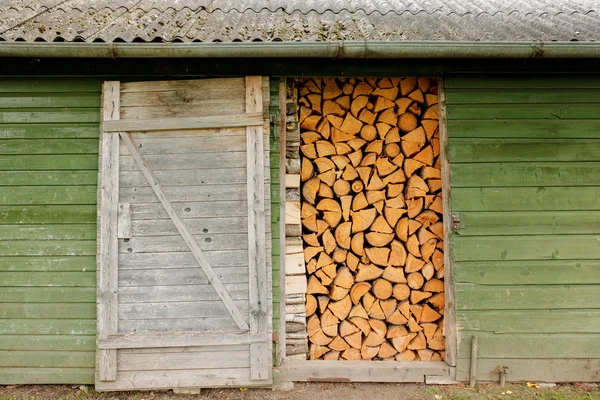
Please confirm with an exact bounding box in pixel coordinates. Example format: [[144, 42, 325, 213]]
[[96, 77, 272, 390]]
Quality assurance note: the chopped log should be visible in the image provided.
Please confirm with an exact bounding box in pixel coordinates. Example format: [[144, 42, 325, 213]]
[[385, 143, 401, 158], [355, 263, 384, 282], [375, 157, 397, 176], [332, 248, 347, 264], [329, 336, 350, 352], [307, 275, 329, 295], [329, 285, 350, 301], [387, 324, 409, 339], [301, 158, 314, 182], [410, 290, 432, 304], [407, 272, 425, 290], [378, 341, 398, 358], [368, 300, 386, 320], [318, 182, 334, 198], [392, 284, 411, 301], [361, 345, 379, 360], [372, 279, 393, 300], [323, 350, 341, 360], [351, 180, 364, 193], [407, 198, 424, 218], [350, 282, 372, 305], [364, 329, 387, 346], [428, 293, 445, 311], [304, 246, 323, 263], [365, 232, 394, 247], [348, 150, 363, 167], [322, 229, 337, 254], [396, 350, 417, 361], [310, 344, 330, 359], [303, 233, 320, 247], [421, 262, 435, 280], [333, 267, 354, 289], [340, 114, 363, 135], [383, 266, 407, 283], [351, 232, 365, 256], [398, 112, 418, 133], [384, 207, 406, 228], [420, 304, 442, 323], [329, 295, 352, 320], [364, 247, 389, 266], [360, 125, 378, 141], [387, 309, 408, 325], [341, 195, 352, 221], [428, 330, 446, 351], [373, 86, 399, 101], [309, 329, 334, 346], [334, 221, 352, 250], [391, 334, 414, 353], [306, 294, 317, 317], [313, 156, 335, 174], [346, 330, 365, 349], [424, 279, 444, 293], [400, 78, 417, 96], [352, 192, 368, 211], [351, 208, 377, 232], [406, 234, 421, 257], [346, 252, 360, 272], [302, 177, 320, 204], [339, 319, 360, 337], [333, 179, 351, 196], [317, 296, 330, 314]]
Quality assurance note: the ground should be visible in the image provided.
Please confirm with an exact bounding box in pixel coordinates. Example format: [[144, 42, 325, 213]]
[[0, 383, 599, 400]]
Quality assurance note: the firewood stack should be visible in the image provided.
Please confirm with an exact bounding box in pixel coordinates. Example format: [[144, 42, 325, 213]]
[[299, 77, 445, 361]]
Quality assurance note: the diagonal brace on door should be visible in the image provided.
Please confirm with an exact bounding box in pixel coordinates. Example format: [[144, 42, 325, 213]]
[[119, 132, 249, 330]]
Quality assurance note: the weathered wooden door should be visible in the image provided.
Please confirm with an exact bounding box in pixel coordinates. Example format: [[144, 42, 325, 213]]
[[96, 77, 272, 390]]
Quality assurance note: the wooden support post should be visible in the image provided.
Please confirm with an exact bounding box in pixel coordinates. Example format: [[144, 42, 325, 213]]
[[469, 335, 479, 387]]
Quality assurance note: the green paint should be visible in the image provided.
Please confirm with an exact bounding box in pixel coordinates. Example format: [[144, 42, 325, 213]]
[[0, 93, 101, 108], [452, 187, 600, 211], [455, 285, 600, 310], [0, 108, 100, 124], [0, 335, 95, 351], [0, 225, 96, 240], [0, 272, 96, 287], [447, 88, 600, 104], [455, 260, 600, 285], [448, 75, 600, 383], [0, 368, 94, 385], [0, 319, 96, 335], [0, 350, 95, 368], [452, 162, 600, 187], [0, 287, 95, 303], [0, 303, 95, 319], [0, 186, 97, 205], [457, 332, 600, 359], [0, 171, 98, 186], [449, 139, 600, 162], [454, 235, 600, 261], [448, 104, 600, 119], [457, 309, 600, 333], [0, 241, 96, 256], [0, 205, 96, 224], [0, 155, 98, 170], [455, 211, 600, 236], [0, 139, 98, 155], [0, 124, 99, 139], [449, 119, 600, 139]]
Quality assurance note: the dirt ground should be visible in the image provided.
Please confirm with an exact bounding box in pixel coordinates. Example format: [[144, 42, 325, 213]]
[[0, 383, 599, 400]]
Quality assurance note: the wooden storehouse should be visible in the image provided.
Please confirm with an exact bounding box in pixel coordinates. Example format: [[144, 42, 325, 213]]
[[0, 0, 599, 391]]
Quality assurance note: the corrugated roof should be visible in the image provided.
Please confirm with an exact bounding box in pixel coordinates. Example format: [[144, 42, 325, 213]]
[[0, 0, 597, 43]]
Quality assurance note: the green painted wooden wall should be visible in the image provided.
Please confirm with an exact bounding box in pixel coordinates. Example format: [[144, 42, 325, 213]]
[[445, 75, 600, 382], [0, 78, 101, 383]]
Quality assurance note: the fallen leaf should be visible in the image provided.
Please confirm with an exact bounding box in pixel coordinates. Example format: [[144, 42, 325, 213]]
[[239, 387, 248, 392]]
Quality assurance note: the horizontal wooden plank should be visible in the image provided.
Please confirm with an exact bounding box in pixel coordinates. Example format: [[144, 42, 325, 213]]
[[0, 155, 97, 170], [455, 211, 600, 236], [118, 233, 249, 253], [452, 187, 600, 211], [447, 104, 600, 120], [445, 75, 600, 89], [0, 367, 94, 384], [118, 350, 249, 370], [121, 88, 243, 107], [457, 309, 600, 333], [0, 93, 100, 108], [0, 350, 94, 368], [131, 218, 249, 236], [119, 250, 249, 268], [452, 162, 600, 187], [118, 132, 246, 154], [119, 266, 248, 286], [0, 224, 96, 240], [95, 368, 267, 390], [455, 358, 600, 383], [118, 317, 239, 334], [119, 301, 249, 321], [0, 272, 96, 287], [0, 186, 96, 205], [455, 260, 600, 285], [101, 332, 258, 350], [121, 168, 248, 187], [0, 78, 101, 93], [280, 361, 449, 383], [105, 114, 262, 132], [0, 256, 95, 272], [0, 335, 95, 351], [0, 124, 99, 139], [449, 139, 600, 162], [0, 206, 96, 224], [454, 235, 600, 261], [131, 201, 248, 219], [455, 285, 600, 310], [447, 88, 600, 104], [120, 151, 258, 170], [0, 287, 95, 302], [457, 332, 600, 359], [0, 319, 95, 335], [0, 171, 97, 186], [119, 284, 248, 303], [448, 119, 600, 139], [0, 241, 96, 257], [0, 303, 94, 319], [0, 109, 99, 124], [120, 78, 244, 94], [120, 184, 247, 203]]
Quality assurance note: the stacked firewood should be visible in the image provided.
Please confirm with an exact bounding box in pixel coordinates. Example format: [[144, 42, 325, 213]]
[[299, 77, 445, 361]]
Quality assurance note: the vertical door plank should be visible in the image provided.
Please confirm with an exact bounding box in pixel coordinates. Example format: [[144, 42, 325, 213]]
[[117, 203, 132, 239], [245, 76, 269, 381], [119, 132, 249, 331], [97, 81, 120, 382]]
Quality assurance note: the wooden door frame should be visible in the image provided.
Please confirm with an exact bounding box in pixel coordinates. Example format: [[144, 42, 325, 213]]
[[278, 77, 457, 384]]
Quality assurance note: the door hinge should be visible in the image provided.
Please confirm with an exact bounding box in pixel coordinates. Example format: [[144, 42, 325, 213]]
[[451, 212, 462, 230]]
